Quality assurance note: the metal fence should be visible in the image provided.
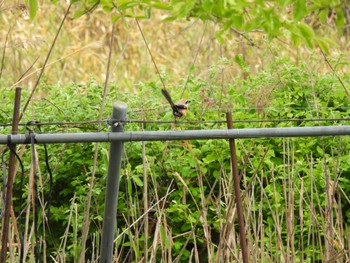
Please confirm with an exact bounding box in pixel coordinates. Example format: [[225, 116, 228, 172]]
[[1, 101, 350, 263]]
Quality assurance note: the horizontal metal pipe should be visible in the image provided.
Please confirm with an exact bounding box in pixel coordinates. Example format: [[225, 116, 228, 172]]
[[0, 126, 349, 144]]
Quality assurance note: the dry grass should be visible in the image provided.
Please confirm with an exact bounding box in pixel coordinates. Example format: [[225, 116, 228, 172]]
[[103, 137, 350, 263], [1, 2, 223, 89], [1, 1, 348, 93]]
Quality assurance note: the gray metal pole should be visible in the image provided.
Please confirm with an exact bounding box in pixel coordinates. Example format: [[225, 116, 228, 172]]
[[100, 102, 127, 263], [1, 126, 350, 144]]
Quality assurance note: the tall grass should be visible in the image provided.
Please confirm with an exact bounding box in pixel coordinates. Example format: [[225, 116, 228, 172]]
[[1, 2, 348, 89]]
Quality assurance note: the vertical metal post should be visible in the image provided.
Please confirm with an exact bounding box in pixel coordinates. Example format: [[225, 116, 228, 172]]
[[226, 112, 249, 263], [1, 87, 21, 263], [100, 102, 127, 263]]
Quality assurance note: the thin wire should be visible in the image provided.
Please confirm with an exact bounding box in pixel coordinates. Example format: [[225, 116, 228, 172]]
[[2, 105, 349, 127], [0, 117, 349, 129], [3, 104, 348, 123], [120, 117, 350, 124], [0, 120, 104, 127], [43, 143, 53, 220]]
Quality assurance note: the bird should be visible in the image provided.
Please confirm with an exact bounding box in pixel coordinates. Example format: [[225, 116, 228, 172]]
[[161, 89, 189, 117]]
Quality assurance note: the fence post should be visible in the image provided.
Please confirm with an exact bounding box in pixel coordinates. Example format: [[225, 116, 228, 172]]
[[226, 112, 248, 263], [0, 87, 21, 263], [100, 102, 127, 263]]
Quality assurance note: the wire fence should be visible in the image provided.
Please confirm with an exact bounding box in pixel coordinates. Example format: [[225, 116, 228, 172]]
[[0, 117, 349, 129], [1, 101, 350, 262]]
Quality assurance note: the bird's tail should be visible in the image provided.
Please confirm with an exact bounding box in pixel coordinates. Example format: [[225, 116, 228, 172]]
[[161, 89, 175, 108]]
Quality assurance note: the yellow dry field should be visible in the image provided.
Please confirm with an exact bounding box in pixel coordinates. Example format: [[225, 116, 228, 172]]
[[0, 2, 349, 91]]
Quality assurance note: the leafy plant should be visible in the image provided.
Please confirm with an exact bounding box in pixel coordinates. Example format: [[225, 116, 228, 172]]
[[26, 0, 348, 52], [1, 53, 350, 261]]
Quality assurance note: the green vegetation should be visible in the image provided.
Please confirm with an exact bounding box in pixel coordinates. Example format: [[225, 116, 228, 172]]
[[53, 0, 347, 52], [1, 56, 350, 261], [1, 0, 350, 262]]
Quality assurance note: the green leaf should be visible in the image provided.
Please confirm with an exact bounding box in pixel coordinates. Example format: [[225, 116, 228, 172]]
[[214, 29, 225, 45], [144, 6, 152, 18], [112, 14, 122, 23], [303, 36, 313, 49], [335, 8, 345, 28], [117, 1, 139, 11], [162, 15, 178, 22], [315, 37, 329, 54], [132, 174, 143, 187], [73, 9, 87, 19], [151, 2, 172, 10], [321, 37, 338, 48], [28, 0, 38, 19], [203, 153, 218, 164], [234, 54, 249, 71], [316, 146, 324, 156], [101, 0, 114, 12], [293, 0, 307, 22], [318, 9, 329, 23], [171, 0, 196, 18], [202, 0, 214, 13], [231, 15, 243, 28], [298, 23, 315, 39]]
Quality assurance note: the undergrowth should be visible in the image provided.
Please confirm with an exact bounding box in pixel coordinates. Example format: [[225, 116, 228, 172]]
[[1, 57, 350, 262]]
